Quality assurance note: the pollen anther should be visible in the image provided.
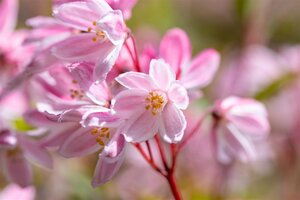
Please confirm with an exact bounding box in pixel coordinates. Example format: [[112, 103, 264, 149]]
[[145, 91, 166, 116]]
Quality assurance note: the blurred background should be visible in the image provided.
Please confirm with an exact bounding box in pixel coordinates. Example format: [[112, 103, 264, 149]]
[[2, 0, 300, 199]]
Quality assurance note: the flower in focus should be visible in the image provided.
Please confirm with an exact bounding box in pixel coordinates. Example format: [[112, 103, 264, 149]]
[[113, 58, 189, 143], [212, 96, 270, 163], [52, 0, 128, 82]]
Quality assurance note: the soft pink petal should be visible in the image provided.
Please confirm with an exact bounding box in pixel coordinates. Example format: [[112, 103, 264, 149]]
[[181, 49, 220, 89], [97, 10, 127, 45], [81, 109, 121, 127], [0, 184, 35, 200], [4, 153, 32, 187], [159, 28, 191, 75], [159, 103, 186, 143], [111, 89, 147, 117], [168, 82, 189, 110], [92, 134, 126, 187], [93, 43, 122, 83], [149, 59, 175, 91], [40, 124, 80, 148], [18, 136, 53, 169], [86, 0, 112, 15], [228, 115, 270, 137], [0, 0, 18, 37], [123, 110, 159, 142], [107, 0, 137, 19], [52, 33, 114, 62], [68, 62, 94, 91], [53, 1, 100, 30], [225, 123, 256, 162], [59, 127, 100, 158], [116, 72, 155, 91]]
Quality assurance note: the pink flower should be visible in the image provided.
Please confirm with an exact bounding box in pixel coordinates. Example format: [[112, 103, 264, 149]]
[[113, 58, 189, 143], [52, 0, 127, 82], [0, 184, 35, 200], [212, 96, 270, 163], [32, 64, 127, 186], [159, 28, 220, 99]]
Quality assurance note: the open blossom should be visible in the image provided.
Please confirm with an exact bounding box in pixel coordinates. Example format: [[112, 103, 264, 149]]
[[32, 64, 127, 186], [52, 0, 127, 82], [113, 58, 189, 143], [212, 96, 270, 163], [159, 28, 220, 99]]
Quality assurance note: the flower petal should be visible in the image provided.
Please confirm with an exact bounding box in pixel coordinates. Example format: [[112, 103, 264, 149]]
[[58, 127, 100, 158], [52, 34, 114, 63], [225, 123, 256, 162], [0, 0, 18, 37], [81, 109, 121, 127], [123, 110, 159, 142], [181, 49, 220, 89], [111, 89, 147, 117], [149, 59, 175, 91], [93, 43, 122, 83], [4, 152, 32, 187], [159, 103, 186, 143], [116, 72, 155, 91], [97, 10, 127, 46], [0, 184, 35, 200], [53, 1, 100, 30], [92, 134, 126, 187], [159, 28, 191, 75], [18, 136, 53, 169], [168, 82, 189, 110]]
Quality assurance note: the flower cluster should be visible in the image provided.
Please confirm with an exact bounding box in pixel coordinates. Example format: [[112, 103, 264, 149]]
[[0, 0, 270, 199]]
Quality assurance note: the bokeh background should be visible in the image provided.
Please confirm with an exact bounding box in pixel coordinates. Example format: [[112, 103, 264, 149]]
[[2, 0, 300, 199]]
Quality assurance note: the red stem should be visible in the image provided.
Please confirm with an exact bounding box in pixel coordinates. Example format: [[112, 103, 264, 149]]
[[166, 173, 183, 200], [146, 140, 153, 161], [129, 34, 142, 72], [155, 135, 169, 170], [133, 143, 165, 175]]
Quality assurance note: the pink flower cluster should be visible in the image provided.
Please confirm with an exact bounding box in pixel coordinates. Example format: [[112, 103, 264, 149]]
[[0, 0, 270, 198]]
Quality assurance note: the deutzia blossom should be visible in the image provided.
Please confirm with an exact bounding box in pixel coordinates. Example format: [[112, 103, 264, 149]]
[[52, 0, 127, 82], [113, 59, 189, 143], [212, 96, 270, 163]]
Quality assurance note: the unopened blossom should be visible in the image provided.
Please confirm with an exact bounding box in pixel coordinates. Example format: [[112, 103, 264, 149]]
[[113, 58, 189, 143], [52, 0, 128, 82], [212, 96, 270, 163], [159, 28, 220, 99]]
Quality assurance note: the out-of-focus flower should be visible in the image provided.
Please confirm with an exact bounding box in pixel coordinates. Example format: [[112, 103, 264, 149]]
[[0, 0, 35, 86], [159, 28, 220, 99], [113, 58, 189, 143], [0, 91, 53, 187], [52, 0, 127, 82], [212, 96, 270, 163], [0, 184, 35, 200]]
